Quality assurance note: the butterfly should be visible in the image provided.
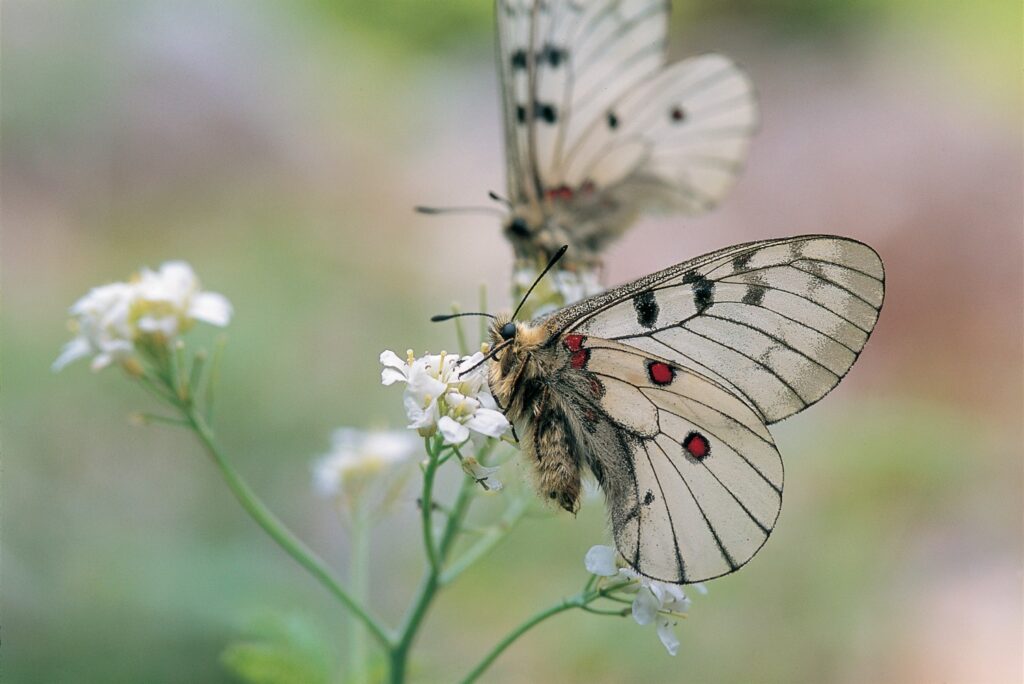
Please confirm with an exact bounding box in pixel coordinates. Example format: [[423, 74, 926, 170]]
[[478, 235, 884, 584], [495, 0, 758, 271]]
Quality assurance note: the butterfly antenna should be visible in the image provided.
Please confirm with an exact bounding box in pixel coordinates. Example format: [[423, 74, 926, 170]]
[[415, 205, 505, 217], [488, 191, 512, 207], [510, 245, 569, 321], [456, 338, 513, 376], [430, 312, 497, 323]]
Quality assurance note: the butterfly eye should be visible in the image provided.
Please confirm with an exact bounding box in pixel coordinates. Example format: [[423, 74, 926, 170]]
[[500, 322, 517, 341], [507, 217, 530, 238]]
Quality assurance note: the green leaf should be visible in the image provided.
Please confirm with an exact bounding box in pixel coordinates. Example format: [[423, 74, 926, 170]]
[[221, 613, 335, 684]]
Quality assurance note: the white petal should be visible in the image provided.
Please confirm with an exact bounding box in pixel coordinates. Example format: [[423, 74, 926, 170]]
[[584, 545, 619, 577], [381, 368, 408, 386], [438, 416, 470, 445], [693, 582, 708, 596], [446, 390, 481, 414], [52, 338, 93, 372], [379, 349, 406, 370], [618, 567, 642, 583], [464, 408, 510, 438], [90, 353, 114, 371], [137, 315, 178, 337], [476, 391, 498, 410], [380, 350, 411, 386], [663, 584, 687, 604], [632, 586, 659, 626], [482, 476, 503, 492], [189, 292, 232, 326], [656, 617, 680, 656], [404, 395, 438, 429], [407, 369, 447, 401]]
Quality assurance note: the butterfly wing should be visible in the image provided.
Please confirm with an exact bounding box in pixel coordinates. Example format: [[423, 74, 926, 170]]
[[558, 335, 782, 583], [497, 0, 755, 218], [548, 235, 885, 424]]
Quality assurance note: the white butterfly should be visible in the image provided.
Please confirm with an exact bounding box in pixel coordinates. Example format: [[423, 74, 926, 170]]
[[495, 0, 758, 270], [485, 235, 884, 583]]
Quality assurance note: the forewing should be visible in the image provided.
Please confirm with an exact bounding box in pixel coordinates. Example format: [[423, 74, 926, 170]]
[[497, 0, 669, 202], [550, 236, 885, 424], [566, 337, 782, 583]]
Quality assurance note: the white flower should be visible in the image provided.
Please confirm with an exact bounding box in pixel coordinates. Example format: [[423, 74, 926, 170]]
[[460, 456, 503, 492], [52, 282, 138, 372], [550, 268, 604, 304], [513, 266, 604, 317], [584, 544, 698, 656], [53, 261, 232, 372], [380, 349, 510, 445], [313, 428, 419, 522], [134, 261, 232, 338]]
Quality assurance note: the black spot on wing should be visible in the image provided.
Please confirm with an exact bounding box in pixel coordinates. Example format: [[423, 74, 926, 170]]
[[633, 290, 659, 329], [643, 489, 655, 505], [692, 277, 715, 312], [541, 44, 567, 67], [732, 251, 753, 270], [515, 103, 558, 124], [538, 103, 558, 124], [742, 284, 766, 306], [607, 111, 619, 129], [511, 48, 527, 70]]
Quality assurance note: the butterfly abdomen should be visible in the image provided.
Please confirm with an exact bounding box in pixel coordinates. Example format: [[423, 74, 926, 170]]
[[530, 388, 583, 513]]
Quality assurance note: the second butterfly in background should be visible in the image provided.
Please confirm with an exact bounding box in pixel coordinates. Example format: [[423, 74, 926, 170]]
[[495, 0, 758, 280]]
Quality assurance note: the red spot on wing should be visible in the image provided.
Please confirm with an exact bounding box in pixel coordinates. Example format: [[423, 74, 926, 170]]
[[588, 376, 604, 398], [570, 349, 590, 370], [545, 185, 574, 201], [647, 361, 675, 386], [563, 334, 590, 368], [683, 432, 710, 460], [563, 334, 585, 352]]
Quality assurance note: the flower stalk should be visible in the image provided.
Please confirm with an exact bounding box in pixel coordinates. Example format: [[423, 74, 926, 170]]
[[58, 262, 700, 684], [181, 404, 392, 649]]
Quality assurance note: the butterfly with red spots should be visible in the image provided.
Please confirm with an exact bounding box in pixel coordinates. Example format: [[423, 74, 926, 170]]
[[493, 0, 759, 272], [482, 235, 884, 584]]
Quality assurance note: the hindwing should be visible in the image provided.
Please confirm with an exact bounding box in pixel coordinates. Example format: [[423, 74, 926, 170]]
[[557, 336, 783, 583]]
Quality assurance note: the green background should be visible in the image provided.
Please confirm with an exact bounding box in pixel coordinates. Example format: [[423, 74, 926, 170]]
[[3, 0, 1021, 681]]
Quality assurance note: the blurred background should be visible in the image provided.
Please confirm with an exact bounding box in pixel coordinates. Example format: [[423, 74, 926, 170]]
[[3, 0, 1021, 682]]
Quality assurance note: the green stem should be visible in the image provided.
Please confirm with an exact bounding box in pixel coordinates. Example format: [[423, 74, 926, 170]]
[[348, 507, 372, 684], [458, 598, 580, 684], [390, 466, 478, 682], [420, 440, 441, 573], [136, 413, 190, 427], [184, 407, 391, 649], [459, 580, 632, 683]]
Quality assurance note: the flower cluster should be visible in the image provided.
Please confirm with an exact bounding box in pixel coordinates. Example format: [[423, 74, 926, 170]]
[[313, 428, 419, 522], [380, 349, 510, 446], [585, 545, 704, 656], [53, 261, 232, 372]]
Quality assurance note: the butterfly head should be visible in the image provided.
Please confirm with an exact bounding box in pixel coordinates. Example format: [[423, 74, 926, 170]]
[[487, 315, 548, 352], [502, 203, 555, 259]]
